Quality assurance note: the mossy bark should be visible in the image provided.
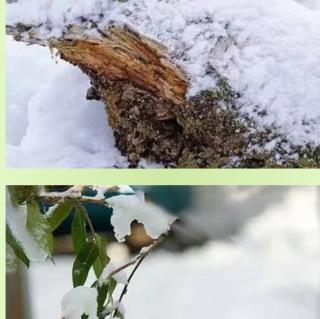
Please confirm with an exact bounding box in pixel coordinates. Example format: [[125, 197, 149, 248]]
[[49, 26, 250, 167]]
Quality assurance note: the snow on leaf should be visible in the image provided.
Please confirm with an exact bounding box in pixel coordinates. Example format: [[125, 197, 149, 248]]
[[61, 286, 98, 319], [26, 200, 54, 257], [6, 189, 47, 262]]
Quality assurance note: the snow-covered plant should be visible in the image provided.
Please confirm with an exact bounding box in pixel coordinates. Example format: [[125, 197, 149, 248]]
[[6, 185, 176, 319]]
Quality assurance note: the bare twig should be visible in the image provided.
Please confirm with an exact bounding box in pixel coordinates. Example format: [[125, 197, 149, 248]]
[[40, 195, 107, 206], [112, 235, 165, 317], [108, 259, 138, 278]]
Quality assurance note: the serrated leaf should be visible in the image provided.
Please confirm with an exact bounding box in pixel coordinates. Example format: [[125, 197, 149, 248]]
[[71, 207, 88, 254], [47, 199, 75, 231], [26, 200, 53, 257], [6, 224, 29, 268], [93, 234, 110, 278], [72, 242, 99, 287]]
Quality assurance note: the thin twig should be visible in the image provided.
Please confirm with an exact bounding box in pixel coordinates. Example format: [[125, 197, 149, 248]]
[[40, 195, 107, 206], [112, 236, 165, 317], [108, 259, 138, 278]]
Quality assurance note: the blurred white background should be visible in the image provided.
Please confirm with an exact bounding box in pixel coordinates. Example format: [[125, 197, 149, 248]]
[[7, 186, 320, 319]]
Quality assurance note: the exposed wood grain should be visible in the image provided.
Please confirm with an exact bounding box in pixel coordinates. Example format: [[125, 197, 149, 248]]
[[7, 23, 188, 106]]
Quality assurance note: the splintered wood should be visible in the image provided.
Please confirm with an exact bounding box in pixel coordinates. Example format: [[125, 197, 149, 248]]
[[52, 26, 188, 105]]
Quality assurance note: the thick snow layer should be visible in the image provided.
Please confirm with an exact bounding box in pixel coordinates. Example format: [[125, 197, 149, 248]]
[[6, 189, 48, 262], [296, 0, 320, 9], [27, 187, 319, 319], [108, 193, 176, 242], [6, 0, 320, 150], [6, 36, 127, 168], [61, 286, 98, 319]]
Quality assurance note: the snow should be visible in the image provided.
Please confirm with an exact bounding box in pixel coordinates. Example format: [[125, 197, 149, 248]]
[[6, 189, 48, 262], [296, 0, 320, 9], [98, 263, 128, 286], [6, 36, 127, 168], [6, 0, 320, 157], [61, 286, 98, 319], [39, 185, 134, 200], [89, 185, 134, 200], [26, 187, 319, 319], [108, 193, 177, 242]]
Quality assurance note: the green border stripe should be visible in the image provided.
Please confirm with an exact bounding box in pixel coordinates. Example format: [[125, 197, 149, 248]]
[[3, 169, 320, 185]]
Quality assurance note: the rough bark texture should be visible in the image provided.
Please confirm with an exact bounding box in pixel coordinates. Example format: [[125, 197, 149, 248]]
[[7, 23, 248, 167], [7, 23, 320, 167], [55, 27, 252, 167]]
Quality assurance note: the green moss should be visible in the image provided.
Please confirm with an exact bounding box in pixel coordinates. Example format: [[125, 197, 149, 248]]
[[83, 71, 320, 168]]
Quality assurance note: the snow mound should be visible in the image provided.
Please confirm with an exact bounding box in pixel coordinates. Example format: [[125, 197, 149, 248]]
[[6, 36, 127, 168]]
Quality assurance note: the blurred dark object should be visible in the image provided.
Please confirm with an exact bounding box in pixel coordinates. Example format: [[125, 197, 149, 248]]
[[6, 266, 31, 319]]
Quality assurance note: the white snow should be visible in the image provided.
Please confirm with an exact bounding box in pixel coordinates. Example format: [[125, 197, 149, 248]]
[[39, 185, 134, 200], [296, 0, 320, 9], [61, 286, 98, 319], [89, 185, 134, 200], [26, 187, 319, 319], [108, 193, 176, 242], [6, 0, 320, 156], [6, 36, 127, 168], [6, 189, 48, 262], [98, 263, 128, 286]]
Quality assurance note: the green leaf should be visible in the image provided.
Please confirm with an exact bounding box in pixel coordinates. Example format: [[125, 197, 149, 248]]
[[7, 186, 39, 206], [72, 242, 99, 287], [26, 200, 54, 257], [115, 309, 125, 319], [108, 278, 117, 296], [93, 234, 110, 278], [47, 199, 75, 231], [6, 224, 29, 268], [71, 207, 88, 254], [81, 315, 89, 319], [97, 284, 109, 314]]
